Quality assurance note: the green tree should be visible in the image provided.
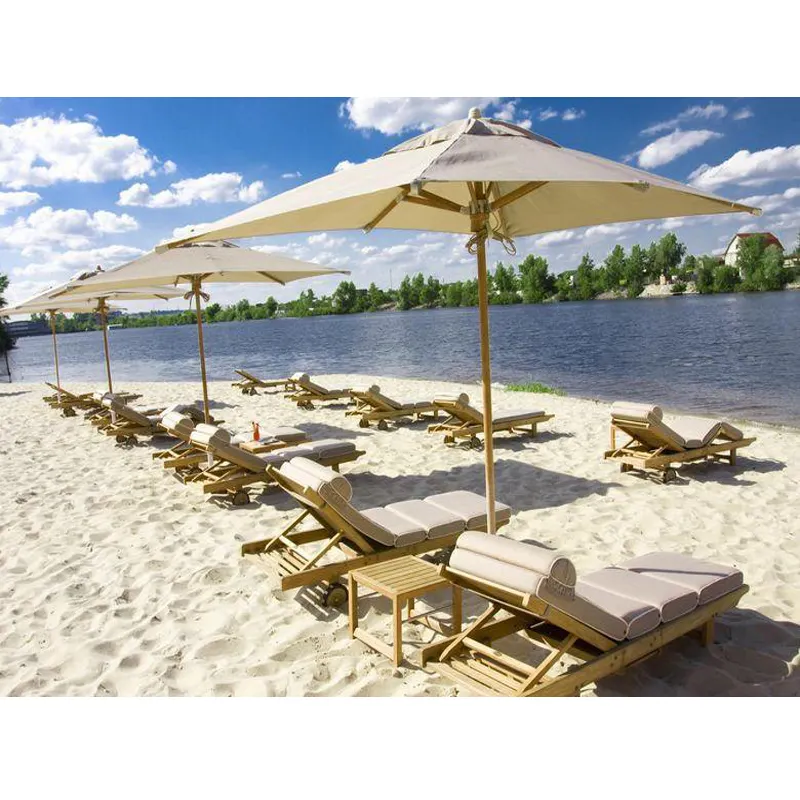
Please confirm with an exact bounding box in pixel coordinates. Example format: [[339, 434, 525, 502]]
[[206, 302, 221, 322], [736, 234, 768, 290], [460, 279, 479, 306], [574, 254, 596, 300], [234, 299, 252, 320], [518, 255, 552, 303], [421, 275, 441, 307], [679, 254, 697, 282], [713, 264, 740, 293], [603, 245, 627, 292], [366, 282, 383, 311], [622, 245, 647, 298], [760, 244, 787, 291], [264, 296, 278, 318], [695, 256, 717, 294], [652, 232, 687, 280], [411, 273, 426, 307], [444, 282, 463, 307], [332, 280, 358, 313], [555, 271, 575, 301], [397, 275, 414, 310], [492, 262, 519, 304], [0, 273, 15, 353]]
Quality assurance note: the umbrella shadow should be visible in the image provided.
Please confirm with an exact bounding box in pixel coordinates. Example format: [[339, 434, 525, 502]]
[[295, 421, 372, 440], [0, 390, 31, 398], [617, 455, 786, 488]]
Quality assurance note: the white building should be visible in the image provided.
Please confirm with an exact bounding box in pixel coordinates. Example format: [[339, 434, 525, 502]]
[[723, 232, 783, 267]]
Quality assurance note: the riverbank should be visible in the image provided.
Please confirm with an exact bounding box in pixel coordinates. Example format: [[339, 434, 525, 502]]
[[1, 376, 798, 696]]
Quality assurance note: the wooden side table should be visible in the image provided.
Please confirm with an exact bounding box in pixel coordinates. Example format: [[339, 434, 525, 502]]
[[348, 556, 462, 667], [238, 437, 307, 454]]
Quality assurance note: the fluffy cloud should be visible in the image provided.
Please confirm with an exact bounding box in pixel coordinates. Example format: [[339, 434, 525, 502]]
[[492, 100, 533, 129], [537, 107, 586, 123], [334, 160, 359, 172], [535, 230, 577, 247], [637, 129, 723, 169], [689, 145, 800, 190], [732, 108, 754, 121], [0, 206, 138, 254], [163, 160, 177, 174], [118, 173, 265, 208], [340, 97, 496, 135], [0, 190, 40, 216], [562, 108, 586, 122], [737, 187, 800, 213], [641, 102, 728, 136], [0, 116, 158, 189], [10, 244, 145, 279], [281, 171, 302, 179]]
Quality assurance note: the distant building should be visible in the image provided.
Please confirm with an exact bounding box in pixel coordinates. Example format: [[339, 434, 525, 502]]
[[4, 319, 49, 337], [723, 232, 783, 267]]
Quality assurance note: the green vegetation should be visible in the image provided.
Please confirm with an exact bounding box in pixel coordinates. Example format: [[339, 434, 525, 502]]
[[506, 381, 566, 396], [0, 273, 16, 354]]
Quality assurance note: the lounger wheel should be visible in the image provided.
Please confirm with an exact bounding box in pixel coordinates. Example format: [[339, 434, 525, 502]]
[[661, 468, 678, 484], [377, 420, 389, 431], [243, 387, 257, 396], [322, 583, 348, 608], [443, 435, 455, 445], [62, 407, 76, 418], [232, 489, 250, 506], [469, 436, 483, 451], [358, 418, 370, 428]]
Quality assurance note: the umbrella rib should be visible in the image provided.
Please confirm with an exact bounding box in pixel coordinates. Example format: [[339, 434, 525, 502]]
[[489, 181, 548, 213], [257, 271, 286, 286], [363, 187, 410, 233], [488, 183, 510, 239], [408, 189, 465, 215]]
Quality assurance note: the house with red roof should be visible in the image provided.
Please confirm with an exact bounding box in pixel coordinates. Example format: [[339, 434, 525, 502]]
[[723, 232, 783, 268]]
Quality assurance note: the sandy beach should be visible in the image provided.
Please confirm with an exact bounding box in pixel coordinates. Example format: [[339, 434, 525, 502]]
[[1, 374, 798, 697]]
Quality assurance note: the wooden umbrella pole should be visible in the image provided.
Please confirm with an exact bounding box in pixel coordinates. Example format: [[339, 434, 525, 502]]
[[472, 185, 498, 535], [193, 279, 211, 423], [98, 300, 114, 394], [49, 310, 62, 398]]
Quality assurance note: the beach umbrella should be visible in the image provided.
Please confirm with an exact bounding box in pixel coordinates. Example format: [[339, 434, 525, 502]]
[[57, 241, 348, 422], [159, 107, 761, 532], [1, 273, 182, 397]]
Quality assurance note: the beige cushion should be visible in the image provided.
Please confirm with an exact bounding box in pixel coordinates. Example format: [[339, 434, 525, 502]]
[[611, 402, 664, 422], [370, 388, 403, 410], [359, 507, 427, 546], [425, 492, 512, 530], [260, 444, 315, 465], [310, 439, 356, 459], [230, 425, 306, 445], [580, 567, 698, 623], [668, 416, 744, 448], [385, 499, 464, 539], [279, 457, 353, 501], [115, 404, 153, 427], [291, 372, 309, 382], [619, 552, 744, 605], [494, 411, 545, 426], [190, 425, 231, 448], [160, 412, 195, 439]]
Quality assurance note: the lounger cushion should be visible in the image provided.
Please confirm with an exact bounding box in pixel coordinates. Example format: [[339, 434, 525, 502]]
[[279, 458, 353, 501], [717, 422, 743, 441], [370, 387, 403, 410], [191, 425, 232, 448], [385, 499, 464, 539], [359, 508, 427, 546], [610, 402, 664, 422], [160, 412, 195, 439], [309, 439, 357, 459], [494, 411, 545, 426], [260, 444, 316, 465], [580, 567, 698, 623], [668, 416, 743, 448], [619, 552, 744, 605], [291, 372, 309, 383], [425, 492, 513, 530]]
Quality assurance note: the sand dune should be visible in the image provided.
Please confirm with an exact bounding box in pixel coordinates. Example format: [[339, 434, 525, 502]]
[[1, 375, 798, 696]]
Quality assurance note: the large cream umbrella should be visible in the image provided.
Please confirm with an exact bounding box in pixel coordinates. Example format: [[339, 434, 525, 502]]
[[1, 273, 183, 397], [160, 107, 762, 533], [57, 241, 348, 422]]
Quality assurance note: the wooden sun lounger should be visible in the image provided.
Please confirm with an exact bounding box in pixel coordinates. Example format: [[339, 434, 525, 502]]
[[101, 401, 206, 444], [603, 401, 755, 482], [285, 372, 353, 409], [238, 457, 511, 606], [232, 369, 297, 395], [427, 393, 553, 447], [181, 427, 364, 506], [420, 533, 748, 696], [43, 383, 94, 414], [346, 385, 441, 429]]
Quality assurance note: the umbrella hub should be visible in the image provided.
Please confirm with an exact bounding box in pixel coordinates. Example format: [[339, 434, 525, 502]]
[[468, 107, 482, 119]]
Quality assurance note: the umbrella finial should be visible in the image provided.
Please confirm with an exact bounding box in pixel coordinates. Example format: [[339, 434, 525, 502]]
[[468, 107, 482, 119]]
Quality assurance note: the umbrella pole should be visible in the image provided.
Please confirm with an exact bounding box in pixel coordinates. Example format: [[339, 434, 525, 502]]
[[475, 236, 498, 534], [193, 279, 211, 423], [98, 300, 114, 394], [49, 311, 62, 400]]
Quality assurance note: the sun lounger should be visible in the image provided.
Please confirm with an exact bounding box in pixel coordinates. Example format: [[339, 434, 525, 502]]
[[604, 402, 756, 482], [285, 372, 353, 409], [43, 383, 94, 414], [428, 393, 554, 447], [346, 384, 441, 429], [237, 456, 512, 606], [420, 532, 748, 696], [182, 425, 364, 505], [155, 414, 310, 475], [101, 397, 205, 443], [232, 369, 300, 395]]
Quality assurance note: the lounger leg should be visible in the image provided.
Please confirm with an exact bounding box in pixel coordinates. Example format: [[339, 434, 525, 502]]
[[393, 597, 403, 667], [451, 585, 462, 635], [702, 619, 715, 647], [348, 573, 358, 638], [729, 451, 737, 466]]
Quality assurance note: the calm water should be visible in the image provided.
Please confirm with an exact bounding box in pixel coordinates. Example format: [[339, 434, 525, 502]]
[[6, 292, 800, 426]]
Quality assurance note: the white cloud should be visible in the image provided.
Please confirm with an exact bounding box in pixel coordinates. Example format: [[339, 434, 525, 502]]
[[641, 102, 728, 136], [118, 173, 265, 208], [0, 115, 158, 189], [334, 160, 359, 172], [689, 145, 800, 190], [733, 108, 753, 121], [493, 100, 533, 129], [537, 108, 559, 121], [536, 107, 585, 123], [307, 232, 345, 247], [562, 108, 586, 122], [341, 97, 496, 135], [281, 171, 302, 179], [637, 129, 723, 169], [737, 187, 800, 213], [535, 230, 576, 247], [163, 160, 177, 174], [169, 222, 212, 241], [0, 190, 40, 216], [583, 223, 636, 239], [10, 244, 144, 279], [0, 206, 138, 254]]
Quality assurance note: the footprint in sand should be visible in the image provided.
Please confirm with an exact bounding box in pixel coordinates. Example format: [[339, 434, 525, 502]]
[[194, 637, 248, 660]]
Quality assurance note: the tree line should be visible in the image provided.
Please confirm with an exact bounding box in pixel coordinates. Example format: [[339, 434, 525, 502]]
[[0, 274, 15, 354], [16, 230, 800, 334]]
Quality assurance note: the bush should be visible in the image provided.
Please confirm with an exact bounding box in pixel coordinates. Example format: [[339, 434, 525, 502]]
[[506, 382, 566, 396], [670, 281, 687, 295]]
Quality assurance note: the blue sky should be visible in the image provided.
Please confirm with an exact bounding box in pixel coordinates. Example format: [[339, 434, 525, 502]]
[[2, 96, 799, 310]]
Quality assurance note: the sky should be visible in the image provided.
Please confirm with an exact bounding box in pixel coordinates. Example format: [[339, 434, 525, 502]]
[[1, 96, 799, 311]]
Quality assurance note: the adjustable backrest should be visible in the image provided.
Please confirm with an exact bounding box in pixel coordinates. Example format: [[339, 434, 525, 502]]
[[366, 385, 402, 410], [434, 393, 478, 422], [610, 401, 686, 451], [160, 412, 196, 439]]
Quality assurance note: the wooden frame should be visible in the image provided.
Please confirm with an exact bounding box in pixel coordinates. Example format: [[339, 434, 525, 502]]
[[427, 399, 554, 446], [346, 389, 440, 429], [419, 565, 749, 697], [604, 420, 756, 480], [232, 369, 296, 395], [240, 467, 508, 601], [285, 378, 353, 410]]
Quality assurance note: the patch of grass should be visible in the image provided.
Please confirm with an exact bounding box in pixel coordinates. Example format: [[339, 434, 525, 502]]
[[505, 381, 566, 396]]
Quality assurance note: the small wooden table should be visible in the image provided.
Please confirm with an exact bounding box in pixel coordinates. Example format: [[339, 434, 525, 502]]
[[239, 439, 292, 454], [348, 556, 462, 667]]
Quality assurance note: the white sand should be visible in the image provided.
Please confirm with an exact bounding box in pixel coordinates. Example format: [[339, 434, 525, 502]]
[[1, 375, 798, 696]]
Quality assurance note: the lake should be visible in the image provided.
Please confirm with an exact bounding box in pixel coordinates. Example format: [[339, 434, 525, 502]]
[[6, 291, 800, 426]]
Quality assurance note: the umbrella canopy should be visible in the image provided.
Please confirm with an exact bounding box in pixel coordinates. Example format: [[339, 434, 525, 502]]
[[59, 241, 349, 421], [3, 271, 182, 395], [158, 108, 762, 532]]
